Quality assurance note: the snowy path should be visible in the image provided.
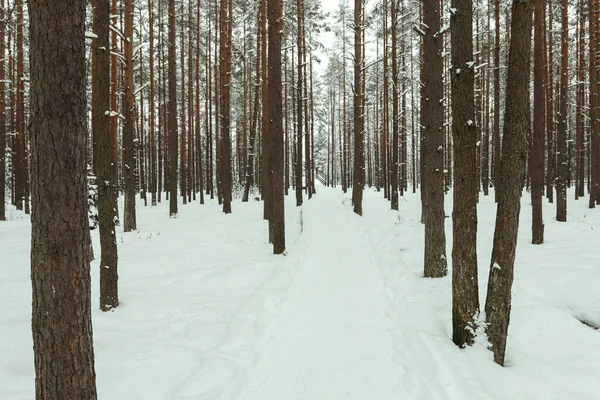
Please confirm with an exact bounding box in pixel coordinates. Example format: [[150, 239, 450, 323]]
[[238, 189, 402, 399]]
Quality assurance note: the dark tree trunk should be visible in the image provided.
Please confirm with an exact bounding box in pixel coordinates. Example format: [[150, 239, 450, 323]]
[[149, 0, 157, 206], [168, 0, 178, 217], [219, 0, 233, 213], [450, 0, 479, 347], [390, 0, 399, 211], [484, 0, 533, 366], [422, 0, 448, 278], [353, 0, 365, 215], [555, 0, 568, 221], [0, 0, 5, 222], [29, 0, 98, 396], [531, 0, 545, 244], [588, 0, 598, 208], [94, 0, 119, 312], [295, 0, 304, 207], [123, 0, 137, 231], [268, 0, 285, 253]]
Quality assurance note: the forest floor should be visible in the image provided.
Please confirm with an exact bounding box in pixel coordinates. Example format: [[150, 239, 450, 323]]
[[1, 184, 600, 399]]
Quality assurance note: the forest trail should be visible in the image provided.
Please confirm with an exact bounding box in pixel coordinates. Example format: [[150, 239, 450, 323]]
[[237, 187, 403, 399]]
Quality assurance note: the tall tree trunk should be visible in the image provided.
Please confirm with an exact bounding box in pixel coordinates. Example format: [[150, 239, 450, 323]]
[[390, 0, 399, 210], [353, 0, 365, 215], [268, 0, 285, 253], [219, 0, 233, 213], [531, 0, 545, 244], [450, 0, 479, 347], [422, 0, 448, 278], [149, 0, 157, 206], [123, 0, 137, 231], [94, 0, 119, 312], [546, 0, 555, 203], [484, 0, 533, 366], [555, 0, 568, 220], [588, 0, 598, 208], [295, 0, 304, 207], [29, 0, 98, 396], [14, 0, 24, 212], [168, 0, 178, 216], [0, 0, 5, 222]]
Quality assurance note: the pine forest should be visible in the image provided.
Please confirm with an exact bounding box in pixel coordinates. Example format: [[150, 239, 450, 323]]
[[1, 0, 600, 398]]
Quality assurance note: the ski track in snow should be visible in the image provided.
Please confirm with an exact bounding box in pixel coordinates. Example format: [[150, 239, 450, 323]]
[[2, 185, 600, 400]]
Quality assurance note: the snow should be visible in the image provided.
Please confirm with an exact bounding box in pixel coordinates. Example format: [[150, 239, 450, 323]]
[[1, 185, 600, 399]]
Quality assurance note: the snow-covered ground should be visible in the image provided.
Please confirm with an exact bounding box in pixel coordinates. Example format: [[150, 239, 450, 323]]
[[1, 185, 599, 399]]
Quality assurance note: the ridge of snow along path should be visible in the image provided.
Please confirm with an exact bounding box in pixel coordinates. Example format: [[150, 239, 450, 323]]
[[1, 184, 600, 399]]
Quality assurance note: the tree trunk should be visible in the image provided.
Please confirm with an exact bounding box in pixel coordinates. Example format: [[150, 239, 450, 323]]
[[0, 0, 5, 222], [484, 0, 533, 366], [390, 0, 399, 210], [268, 0, 285, 253], [295, 0, 304, 207], [168, 0, 178, 216], [531, 0, 545, 244], [422, 0, 448, 278], [353, 0, 365, 215], [123, 0, 137, 231], [555, 0, 568, 221], [29, 0, 98, 396], [450, 0, 479, 347], [94, 0, 119, 312], [219, 0, 233, 213]]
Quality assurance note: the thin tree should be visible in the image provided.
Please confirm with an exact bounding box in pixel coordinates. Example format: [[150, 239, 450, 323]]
[[555, 0, 568, 220], [94, 0, 119, 312], [422, 0, 448, 278], [29, 0, 98, 396], [123, 0, 137, 231], [588, 0, 598, 208], [0, 0, 5, 222], [390, 0, 399, 210], [450, 0, 479, 347], [268, 0, 285, 253], [168, 0, 178, 217], [295, 0, 304, 207], [219, 0, 233, 213], [149, 0, 157, 206], [484, 0, 533, 366], [531, 0, 545, 244], [353, 0, 365, 215]]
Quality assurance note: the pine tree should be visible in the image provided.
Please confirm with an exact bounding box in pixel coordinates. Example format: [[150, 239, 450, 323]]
[[450, 0, 479, 347], [29, 0, 98, 396], [484, 0, 534, 366]]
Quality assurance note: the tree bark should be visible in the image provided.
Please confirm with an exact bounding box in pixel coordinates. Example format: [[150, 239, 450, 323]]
[[390, 0, 399, 210], [0, 0, 5, 222], [353, 0, 365, 215], [123, 0, 137, 231], [555, 0, 568, 221], [484, 0, 533, 366], [422, 0, 448, 278], [94, 0, 119, 312], [531, 0, 545, 244], [219, 0, 233, 213], [295, 0, 304, 207], [268, 0, 285, 253], [168, 0, 178, 216], [29, 0, 98, 396], [450, 0, 479, 347]]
